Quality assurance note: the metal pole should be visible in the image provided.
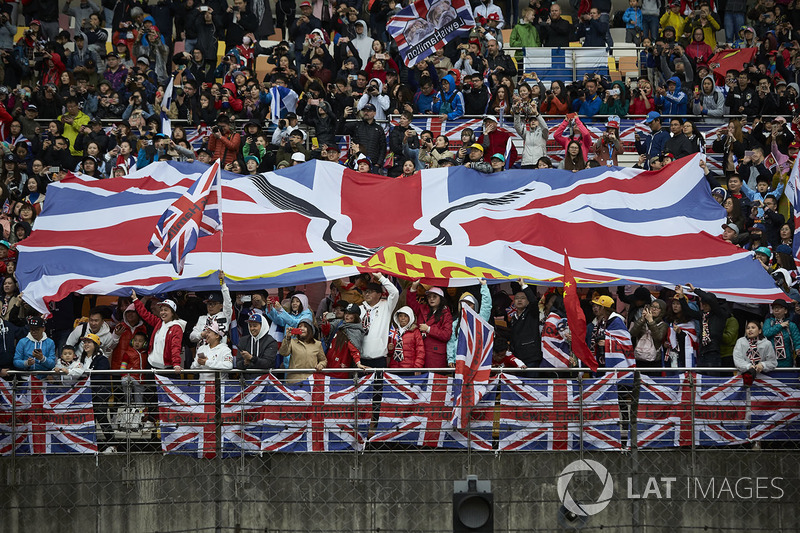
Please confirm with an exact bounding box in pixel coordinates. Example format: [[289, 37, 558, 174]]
[[578, 372, 584, 458], [214, 372, 223, 532], [571, 49, 577, 83]]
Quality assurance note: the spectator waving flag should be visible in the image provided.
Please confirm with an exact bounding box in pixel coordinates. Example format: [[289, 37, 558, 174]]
[[388, 0, 475, 67], [148, 159, 223, 275], [160, 76, 174, 138], [787, 155, 800, 262], [451, 304, 494, 429]]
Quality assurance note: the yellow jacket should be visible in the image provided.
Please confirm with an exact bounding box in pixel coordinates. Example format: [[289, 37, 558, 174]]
[[659, 12, 685, 36]]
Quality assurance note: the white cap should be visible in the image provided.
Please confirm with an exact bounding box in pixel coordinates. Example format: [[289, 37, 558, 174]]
[[158, 299, 177, 312], [291, 152, 306, 162], [483, 115, 498, 124]]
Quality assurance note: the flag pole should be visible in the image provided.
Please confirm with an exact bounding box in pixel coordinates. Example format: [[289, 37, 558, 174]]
[[217, 159, 224, 275]]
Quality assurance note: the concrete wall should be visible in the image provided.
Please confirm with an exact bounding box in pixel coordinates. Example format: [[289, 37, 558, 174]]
[[2, 450, 799, 532]]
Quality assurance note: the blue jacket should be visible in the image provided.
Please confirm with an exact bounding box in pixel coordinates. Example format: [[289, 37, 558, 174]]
[[635, 128, 670, 162], [763, 317, 800, 367], [741, 180, 785, 219], [14, 334, 56, 371], [575, 93, 603, 117], [654, 77, 688, 116], [622, 7, 643, 30], [432, 74, 465, 120], [414, 89, 437, 114]]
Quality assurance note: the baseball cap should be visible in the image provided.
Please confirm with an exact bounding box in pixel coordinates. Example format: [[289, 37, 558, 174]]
[[204, 321, 224, 337], [722, 222, 740, 235], [204, 292, 223, 303], [772, 298, 790, 309], [80, 333, 101, 345], [644, 111, 661, 124], [244, 154, 260, 165], [137, 57, 150, 65], [469, 143, 484, 152], [158, 299, 177, 312], [483, 115, 498, 124], [247, 310, 265, 324], [776, 244, 793, 255], [343, 303, 361, 317], [25, 104, 37, 112], [490, 153, 505, 162], [28, 316, 46, 328], [300, 0, 312, 6], [291, 152, 306, 162], [755, 246, 772, 257], [426, 287, 445, 298], [106, 52, 119, 59], [0, 240, 10, 249], [355, 154, 372, 165], [607, 120, 620, 129], [591, 295, 615, 308], [362, 103, 376, 112], [711, 187, 726, 199]]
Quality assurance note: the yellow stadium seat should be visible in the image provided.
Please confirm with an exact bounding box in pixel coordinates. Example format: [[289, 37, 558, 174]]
[[14, 26, 27, 42], [217, 40, 226, 63], [501, 28, 512, 43], [569, 41, 582, 47], [562, 15, 572, 23], [608, 56, 617, 72]]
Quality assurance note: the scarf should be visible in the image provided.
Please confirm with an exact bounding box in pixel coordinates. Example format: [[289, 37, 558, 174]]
[[361, 304, 374, 335], [774, 329, 787, 360], [746, 338, 761, 364], [701, 311, 711, 346], [590, 319, 606, 366], [389, 324, 409, 362]]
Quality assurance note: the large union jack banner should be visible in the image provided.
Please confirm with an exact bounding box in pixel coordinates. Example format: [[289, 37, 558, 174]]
[[637, 372, 748, 448], [451, 305, 494, 429], [497, 373, 622, 451], [370, 372, 495, 450], [0, 377, 97, 455], [746, 374, 800, 442], [388, 0, 475, 67]]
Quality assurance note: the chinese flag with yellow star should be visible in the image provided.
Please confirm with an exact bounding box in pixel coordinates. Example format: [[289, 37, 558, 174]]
[[563, 252, 597, 371]]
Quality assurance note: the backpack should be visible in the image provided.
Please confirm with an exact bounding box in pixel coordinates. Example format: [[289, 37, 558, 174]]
[[634, 325, 659, 362]]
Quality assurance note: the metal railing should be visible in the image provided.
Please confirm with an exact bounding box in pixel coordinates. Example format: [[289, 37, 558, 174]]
[[2, 367, 797, 458]]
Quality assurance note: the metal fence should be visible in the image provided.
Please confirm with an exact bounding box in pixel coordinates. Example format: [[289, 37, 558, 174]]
[[2, 367, 798, 532]]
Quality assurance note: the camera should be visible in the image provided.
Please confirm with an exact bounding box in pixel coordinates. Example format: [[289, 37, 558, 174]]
[[290, 327, 304, 336], [211, 125, 220, 133], [278, 119, 287, 129], [368, 84, 379, 95]]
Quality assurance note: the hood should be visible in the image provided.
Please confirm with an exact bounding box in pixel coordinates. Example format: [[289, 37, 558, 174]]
[[298, 316, 316, 335], [223, 82, 237, 95], [291, 293, 309, 314], [666, 76, 682, 92], [369, 78, 384, 93], [788, 82, 800, 95], [393, 306, 416, 328], [651, 299, 667, 315], [701, 75, 716, 95], [441, 74, 457, 97], [611, 80, 626, 92], [143, 15, 156, 26], [250, 318, 270, 342], [354, 20, 369, 39], [13, 221, 31, 239]]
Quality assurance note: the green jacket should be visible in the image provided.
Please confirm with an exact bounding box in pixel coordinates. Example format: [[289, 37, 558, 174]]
[[720, 315, 739, 360], [598, 81, 629, 117], [510, 22, 541, 48]]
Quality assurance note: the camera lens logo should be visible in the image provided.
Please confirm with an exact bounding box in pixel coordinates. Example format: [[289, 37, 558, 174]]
[[557, 459, 613, 517]]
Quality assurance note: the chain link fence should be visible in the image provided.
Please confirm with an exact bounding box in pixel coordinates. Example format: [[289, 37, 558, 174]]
[[1, 367, 799, 532]]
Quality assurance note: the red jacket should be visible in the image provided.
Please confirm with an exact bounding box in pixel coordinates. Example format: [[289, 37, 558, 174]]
[[208, 131, 242, 165], [387, 327, 425, 369], [120, 347, 147, 382], [134, 299, 184, 369], [110, 320, 148, 370], [406, 289, 453, 368], [325, 336, 361, 379]]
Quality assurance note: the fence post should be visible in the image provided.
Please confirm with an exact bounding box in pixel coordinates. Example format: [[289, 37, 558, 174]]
[[578, 372, 584, 458], [571, 49, 577, 83], [214, 372, 223, 532]]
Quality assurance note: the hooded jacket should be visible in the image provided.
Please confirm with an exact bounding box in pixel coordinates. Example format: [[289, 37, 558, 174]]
[[110, 317, 148, 370], [406, 288, 454, 368], [267, 292, 315, 337], [359, 275, 400, 360], [237, 319, 279, 370], [388, 306, 425, 369], [14, 332, 56, 371], [692, 75, 724, 119], [599, 80, 629, 117], [509, 20, 540, 47], [66, 320, 117, 359], [134, 299, 187, 370], [325, 321, 364, 378], [357, 78, 391, 120], [514, 113, 549, 167], [278, 317, 326, 384], [655, 76, 688, 116], [352, 20, 374, 65], [191, 342, 234, 380], [432, 74, 465, 120]]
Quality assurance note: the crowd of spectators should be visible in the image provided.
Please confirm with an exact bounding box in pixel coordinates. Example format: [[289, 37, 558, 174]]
[[0, 0, 797, 418]]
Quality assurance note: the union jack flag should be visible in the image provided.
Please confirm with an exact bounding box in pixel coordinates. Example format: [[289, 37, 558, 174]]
[[666, 321, 698, 368], [258, 373, 375, 452], [388, 0, 475, 67], [541, 312, 571, 368], [187, 124, 210, 150], [370, 372, 494, 450], [0, 377, 97, 455], [148, 159, 223, 274], [156, 374, 272, 458], [637, 372, 748, 448], [747, 374, 800, 442], [451, 304, 494, 429], [602, 315, 635, 377], [496, 373, 622, 451]]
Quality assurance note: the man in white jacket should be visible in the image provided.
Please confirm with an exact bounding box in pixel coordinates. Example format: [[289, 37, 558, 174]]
[[190, 274, 233, 347], [191, 321, 234, 381], [359, 273, 399, 368], [357, 79, 391, 121], [66, 307, 118, 358]]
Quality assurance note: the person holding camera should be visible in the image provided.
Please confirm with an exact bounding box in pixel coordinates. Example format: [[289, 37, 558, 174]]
[[278, 317, 326, 383], [599, 81, 630, 117], [513, 101, 548, 169], [592, 118, 624, 167], [207, 115, 241, 166], [0, 10, 16, 51], [388, 111, 421, 176], [357, 78, 390, 120]]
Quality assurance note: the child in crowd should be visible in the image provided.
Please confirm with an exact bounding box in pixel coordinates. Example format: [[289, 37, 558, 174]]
[[53, 344, 85, 386], [387, 306, 425, 370], [491, 337, 527, 369], [120, 332, 148, 404]]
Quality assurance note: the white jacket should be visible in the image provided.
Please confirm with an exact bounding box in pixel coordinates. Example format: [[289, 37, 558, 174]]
[[474, 0, 504, 29], [190, 283, 233, 345], [191, 343, 234, 380], [514, 114, 549, 166], [66, 321, 118, 358], [54, 359, 85, 386], [359, 276, 400, 360]]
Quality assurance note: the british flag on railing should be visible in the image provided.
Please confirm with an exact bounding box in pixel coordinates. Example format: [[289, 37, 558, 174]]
[[0, 377, 97, 455], [747, 374, 800, 442], [451, 305, 494, 429], [497, 373, 622, 451], [541, 312, 571, 369], [637, 372, 748, 448], [156, 374, 273, 458], [258, 373, 375, 452], [370, 372, 495, 450], [186, 124, 211, 150]]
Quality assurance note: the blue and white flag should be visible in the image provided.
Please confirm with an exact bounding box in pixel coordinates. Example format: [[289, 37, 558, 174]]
[[161, 76, 175, 138], [388, 0, 475, 67], [148, 159, 223, 274], [269, 85, 298, 124]]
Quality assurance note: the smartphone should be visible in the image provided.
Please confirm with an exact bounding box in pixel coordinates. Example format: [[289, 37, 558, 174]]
[[48, 166, 59, 173], [308, 98, 319, 106], [241, 295, 252, 303], [745, 150, 755, 158], [200, 5, 209, 11], [290, 328, 304, 336]]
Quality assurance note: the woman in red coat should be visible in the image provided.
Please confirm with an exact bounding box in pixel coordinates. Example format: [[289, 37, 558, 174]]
[[406, 282, 453, 369], [131, 290, 186, 372], [325, 304, 367, 378], [387, 306, 425, 370]]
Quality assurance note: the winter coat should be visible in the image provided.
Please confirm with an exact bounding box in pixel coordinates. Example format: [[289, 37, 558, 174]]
[[406, 289, 453, 368], [119, 347, 147, 383], [553, 117, 592, 157], [432, 74, 465, 120], [236, 323, 279, 370], [655, 76, 688, 116], [692, 76, 724, 120], [325, 321, 364, 378], [762, 317, 800, 368], [278, 319, 326, 384], [66, 320, 117, 359], [685, 289, 727, 357], [509, 284, 542, 367], [134, 299, 187, 370], [510, 22, 541, 47], [351, 20, 374, 64], [267, 293, 315, 339], [14, 333, 56, 371], [346, 119, 387, 166], [110, 320, 147, 370], [191, 342, 234, 381], [357, 78, 391, 120], [733, 337, 777, 374], [359, 275, 400, 360], [54, 359, 85, 386], [388, 306, 426, 369], [515, 114, 549, 166]]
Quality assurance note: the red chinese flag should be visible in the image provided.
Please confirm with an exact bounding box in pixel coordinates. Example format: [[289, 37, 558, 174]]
[[709, 48, 757, 84], [563, 252, 597, 372]]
